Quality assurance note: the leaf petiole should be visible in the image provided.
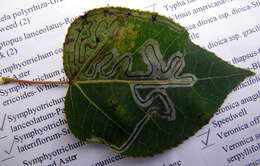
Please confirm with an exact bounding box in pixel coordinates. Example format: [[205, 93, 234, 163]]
[[0, 77, 70, 85]]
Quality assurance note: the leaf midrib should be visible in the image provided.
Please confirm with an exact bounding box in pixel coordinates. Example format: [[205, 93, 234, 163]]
[[72, 72, 250, 84], [74, 79, 193, 84]]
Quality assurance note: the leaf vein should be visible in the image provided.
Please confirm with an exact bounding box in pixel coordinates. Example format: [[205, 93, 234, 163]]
[[74, 84, 130, 135]]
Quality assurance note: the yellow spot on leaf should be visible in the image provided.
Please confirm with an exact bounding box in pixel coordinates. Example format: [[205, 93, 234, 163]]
[[116, 23, 140, 55]]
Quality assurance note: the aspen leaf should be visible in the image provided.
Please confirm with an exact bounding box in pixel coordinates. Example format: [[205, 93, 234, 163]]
[[62, 7, 254, 157]]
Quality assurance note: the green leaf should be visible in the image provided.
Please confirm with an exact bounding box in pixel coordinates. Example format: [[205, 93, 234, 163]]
[[63, 7, 254, 157]]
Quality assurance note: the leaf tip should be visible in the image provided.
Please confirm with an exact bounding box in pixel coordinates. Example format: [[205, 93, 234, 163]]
[[249, 71, 256, 77]]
